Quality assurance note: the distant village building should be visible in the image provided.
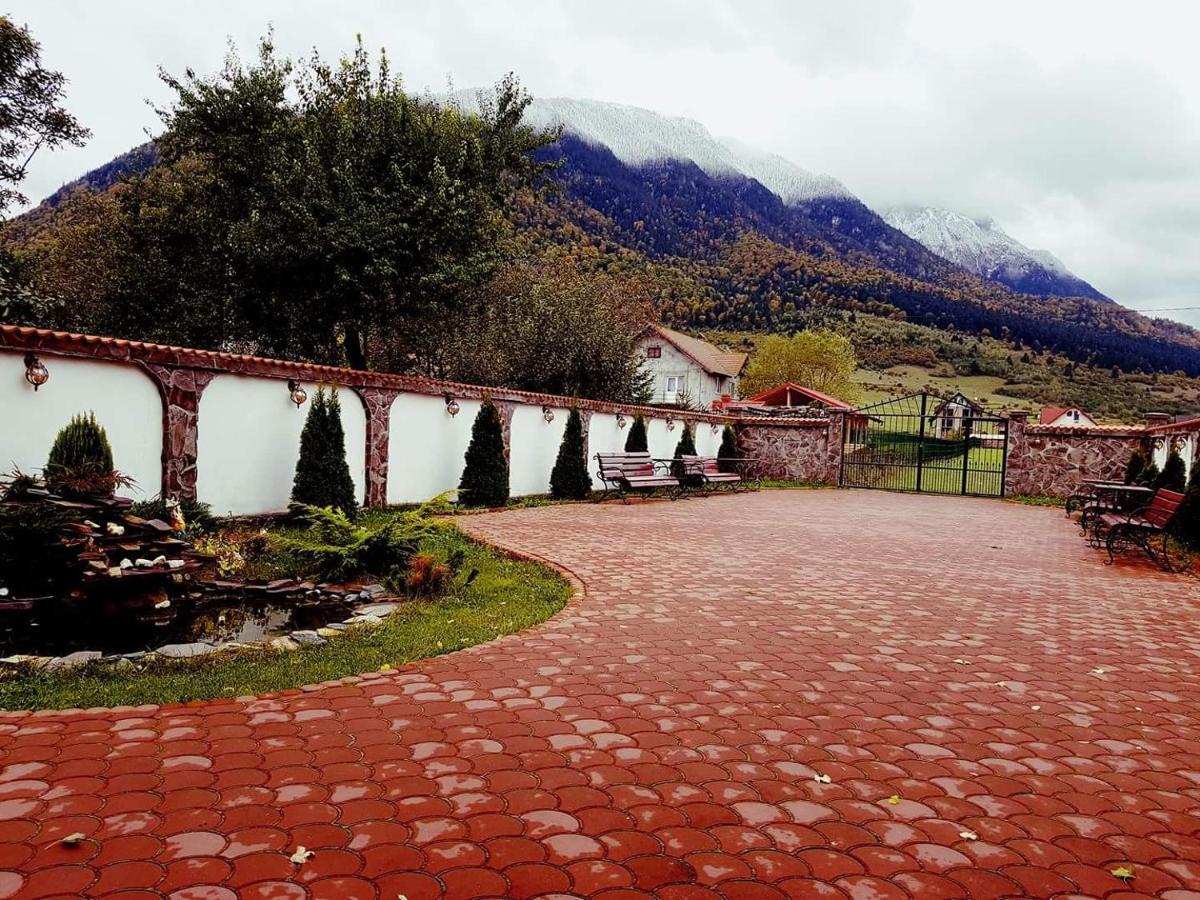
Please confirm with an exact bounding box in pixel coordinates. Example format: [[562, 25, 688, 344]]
[[929, 392, 984, 439], [635, 325, 748, 409], [1039, 405, 1097, 427]]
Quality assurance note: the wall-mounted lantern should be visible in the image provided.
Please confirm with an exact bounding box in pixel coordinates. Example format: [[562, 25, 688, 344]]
[[444, 394, 461, 417], [23, 353, 49, 391], [542, 406, 555, 424], [616, 413, 627, 429], [711, 423, 720, 435], [287, 379, 307, 408], [666, 416, 676, 431]]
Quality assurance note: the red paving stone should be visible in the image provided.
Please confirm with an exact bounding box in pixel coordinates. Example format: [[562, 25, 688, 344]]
[[2, 490, 1200, 898]]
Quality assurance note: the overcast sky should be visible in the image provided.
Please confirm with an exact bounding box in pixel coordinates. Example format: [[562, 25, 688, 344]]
[[10, 0, 1200, 326]]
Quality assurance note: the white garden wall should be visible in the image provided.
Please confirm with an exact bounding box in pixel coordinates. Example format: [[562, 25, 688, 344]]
[[509, 405, 568, 497], [387, 394, 481, 505], [196, 376, 366, 516], [587, 413, 626, 484], [0, 351, 162, 499]]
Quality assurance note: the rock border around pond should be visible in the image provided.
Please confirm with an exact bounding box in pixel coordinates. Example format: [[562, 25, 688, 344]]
[[0, 599, 403, 673]]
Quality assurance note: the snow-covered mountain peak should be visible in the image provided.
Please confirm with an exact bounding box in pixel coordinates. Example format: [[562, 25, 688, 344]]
[[883, 205, 1104, 299], [470, 94, 853, 203]]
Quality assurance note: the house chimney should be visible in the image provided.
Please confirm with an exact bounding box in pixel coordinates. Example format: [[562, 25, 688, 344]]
[[1144, 412, 1172, 427]]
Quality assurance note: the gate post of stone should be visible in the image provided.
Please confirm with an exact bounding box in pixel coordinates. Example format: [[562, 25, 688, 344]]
[[353, 386, 404, 510], [137, 363, 217, 502], [826, 411, 846, 485], [1005, 410, 1029, 497]]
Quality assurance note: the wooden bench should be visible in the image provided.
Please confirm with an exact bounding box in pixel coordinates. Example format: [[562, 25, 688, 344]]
[[679, 455, 745, 492], [1094, 487, 1187, 570], [595, 452, 681, 503]]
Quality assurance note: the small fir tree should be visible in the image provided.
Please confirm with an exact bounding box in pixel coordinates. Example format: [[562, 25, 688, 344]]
[[717, 425, 739, 474], [459, 399, 509, 507], [1159, 449, 1187, 492], [45, 412, 115, 494], [549, 408, 592, 500], [1124, 449, 1147, 485], [1139, 461, 1161, 489], [1176, 461, 1200, 549], [671, 422, 698, 482], [46, 412, 113, 477], [292, 387, 359, 518], [624, 414, 648, 453]]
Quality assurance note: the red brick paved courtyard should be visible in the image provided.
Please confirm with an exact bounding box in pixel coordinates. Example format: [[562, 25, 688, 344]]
[[2, 490, 1200, 899]]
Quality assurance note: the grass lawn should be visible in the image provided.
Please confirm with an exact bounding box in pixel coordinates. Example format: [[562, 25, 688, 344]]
[[0, 526, 570, 712], [855, 365, 1038, 412]]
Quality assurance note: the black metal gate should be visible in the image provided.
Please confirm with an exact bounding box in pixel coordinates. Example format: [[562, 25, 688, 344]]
[[840, 392, 1009, 497]]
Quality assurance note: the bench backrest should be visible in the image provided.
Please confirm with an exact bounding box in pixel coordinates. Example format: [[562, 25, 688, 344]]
[[1145, 488, 1186, 528], [596, 452, 657, 479], [680, 454, 721, 475]]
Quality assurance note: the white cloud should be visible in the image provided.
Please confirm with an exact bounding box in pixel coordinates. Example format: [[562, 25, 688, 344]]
[[8, 0, 1200, 326]]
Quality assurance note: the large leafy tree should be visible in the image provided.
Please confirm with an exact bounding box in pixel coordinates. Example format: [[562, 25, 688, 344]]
[[740, 330, 861, 401], [0, 17, 89, 214], [444, 260, 654, 402], [149, 37, 556, 369]]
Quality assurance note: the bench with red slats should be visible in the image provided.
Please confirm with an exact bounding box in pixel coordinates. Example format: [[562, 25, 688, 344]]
[[596, 452, 681, 502], [679, 455, 743, 491], [1095, 487, 1186, 567]]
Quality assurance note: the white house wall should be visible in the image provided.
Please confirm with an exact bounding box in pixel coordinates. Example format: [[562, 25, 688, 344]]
[[0, 351, 162, 499], [635, 338, 725, 409], [387, 394, 481, 505], [197, 376, 366, 516], [509, 404, 568, 497]]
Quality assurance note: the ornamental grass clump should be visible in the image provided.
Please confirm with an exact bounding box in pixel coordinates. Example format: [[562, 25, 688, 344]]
[[549, 408, 591, 500], [459, 399, 509, 507], [292, 387, 358, 519]]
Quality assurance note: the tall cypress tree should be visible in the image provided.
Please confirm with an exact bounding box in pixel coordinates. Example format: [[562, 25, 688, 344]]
[[550, 408, 592, 500], [1159, 449, 1187, 492], [624, 414, 648, 453], [1124, 449, 1147, 485], [292, 387, 359, 517], [1177, 461, 1200, 549], [717, 425, 738, 474], [459, 399, 509, 507], [671, 423, 698, 482]]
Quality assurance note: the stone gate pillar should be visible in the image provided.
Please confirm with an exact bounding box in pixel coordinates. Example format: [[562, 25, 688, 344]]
[[354, 387, 404, 509], [138, 363, 216, 501]]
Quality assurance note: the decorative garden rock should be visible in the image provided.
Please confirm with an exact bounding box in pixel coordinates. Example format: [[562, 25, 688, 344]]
[[269, 636, 301, 651], [358, 603, 398, 617], [45, 650, 102, 670], [290, 630, 326, 646], [154, 641, 215, 659]]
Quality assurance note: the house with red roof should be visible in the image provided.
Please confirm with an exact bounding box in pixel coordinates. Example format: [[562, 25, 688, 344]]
[[1039, 405, 1097, 427]]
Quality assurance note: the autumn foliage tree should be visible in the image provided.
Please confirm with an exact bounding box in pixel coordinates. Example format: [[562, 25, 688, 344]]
[[740, 330, 860, 401]]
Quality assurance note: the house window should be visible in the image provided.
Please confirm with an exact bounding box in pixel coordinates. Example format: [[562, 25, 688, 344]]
[[646, 346, 662, 359], [665, 375, 685, 398]]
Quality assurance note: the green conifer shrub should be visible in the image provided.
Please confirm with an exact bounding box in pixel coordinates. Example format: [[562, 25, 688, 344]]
[[550, 408, 592, 500], [459, 399, 509, 507], [718, 425, 739, 474], [1159, 449, 1187, 492], [671, 422, 698, 482], [1124, 449, 1147, 485], [291, 387, 359, 518], [44, 412, 118, 495], [624, 414, 648, 453], [1140, 460, 1161, 488], [1176, 461, 1200, 549]]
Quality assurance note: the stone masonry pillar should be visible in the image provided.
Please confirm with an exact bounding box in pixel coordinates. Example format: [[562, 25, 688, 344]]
[[138, 363, 217, 502], [354, 387, 404, 509]]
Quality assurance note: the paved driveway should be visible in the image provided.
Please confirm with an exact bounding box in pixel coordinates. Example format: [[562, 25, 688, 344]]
[[2, 490, 1200, 899]]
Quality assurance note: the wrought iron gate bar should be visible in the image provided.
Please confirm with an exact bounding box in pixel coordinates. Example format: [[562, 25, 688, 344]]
[[839, 392, 1008, 498]]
